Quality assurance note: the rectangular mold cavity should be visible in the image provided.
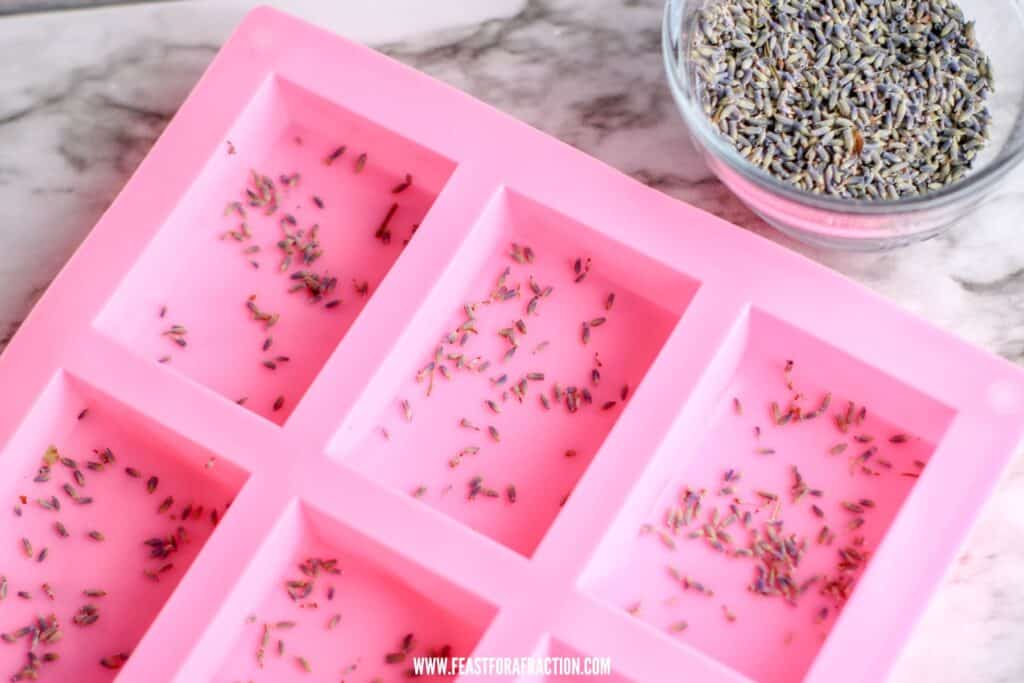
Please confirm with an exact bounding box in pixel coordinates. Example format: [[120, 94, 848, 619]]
[[581, 308, 955, 683], [95, 75, 457, 425], [210, 500, 496, 682], [330, 189, 699, 556], [0, 371, 247, 683], [516, 637, 631, 682]]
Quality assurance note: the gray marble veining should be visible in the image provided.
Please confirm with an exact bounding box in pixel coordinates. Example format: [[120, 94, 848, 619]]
[[0, 1, 164, 15], [0, 1, 1022, 680]]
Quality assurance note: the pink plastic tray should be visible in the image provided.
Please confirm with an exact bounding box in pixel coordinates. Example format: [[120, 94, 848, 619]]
[[0, 7, 1022, 683]]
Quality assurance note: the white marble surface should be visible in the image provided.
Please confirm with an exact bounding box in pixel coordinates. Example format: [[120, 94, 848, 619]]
[[0, 1, 1022, 681]]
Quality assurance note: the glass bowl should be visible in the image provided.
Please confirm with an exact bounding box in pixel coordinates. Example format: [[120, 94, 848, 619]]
[[663, 0, 1024, 251]]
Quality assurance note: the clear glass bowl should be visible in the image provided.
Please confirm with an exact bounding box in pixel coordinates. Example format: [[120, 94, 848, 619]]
[[663, 0, 1024, 250]]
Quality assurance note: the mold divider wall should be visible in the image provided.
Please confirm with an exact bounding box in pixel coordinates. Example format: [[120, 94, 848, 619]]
[[296, 461, 532, 606], [738, 267, 1012, 413], [286, 163, 506, 451], [553, 591, 754, 683], [159, 495, 305, 682], [451, 603, 574, 683], [401, 285, 754, 683], [118, 472, 294, 682], [533, 286, 752, 581], [574, 299, 753, 593], [66, 331, 284, 476]]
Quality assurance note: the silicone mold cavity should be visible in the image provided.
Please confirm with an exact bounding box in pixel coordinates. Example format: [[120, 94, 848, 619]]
[[330, 188, 698, 556], [580, 308, 954, 683], [204, 500, 496, 682], [0, 371, 246, 682], [96, 75, 456, 425]]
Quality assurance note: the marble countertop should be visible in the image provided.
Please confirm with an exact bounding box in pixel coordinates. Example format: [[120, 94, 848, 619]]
[[1, 1, 1022, 680]]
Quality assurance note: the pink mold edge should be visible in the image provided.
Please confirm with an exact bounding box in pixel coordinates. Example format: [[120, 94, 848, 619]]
[[0, 6, 1018, 683]]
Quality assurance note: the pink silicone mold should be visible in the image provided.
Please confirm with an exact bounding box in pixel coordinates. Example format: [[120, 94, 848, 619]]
[[202, 500, 496, 681], [0, 8, 1022, 683], [329, 189, 698, 556], [0, 371, 247, 682], [97, 76, 457, 425]]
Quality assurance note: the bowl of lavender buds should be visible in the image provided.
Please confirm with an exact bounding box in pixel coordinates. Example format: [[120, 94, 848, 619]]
[[664, 0, 1024, 250]]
